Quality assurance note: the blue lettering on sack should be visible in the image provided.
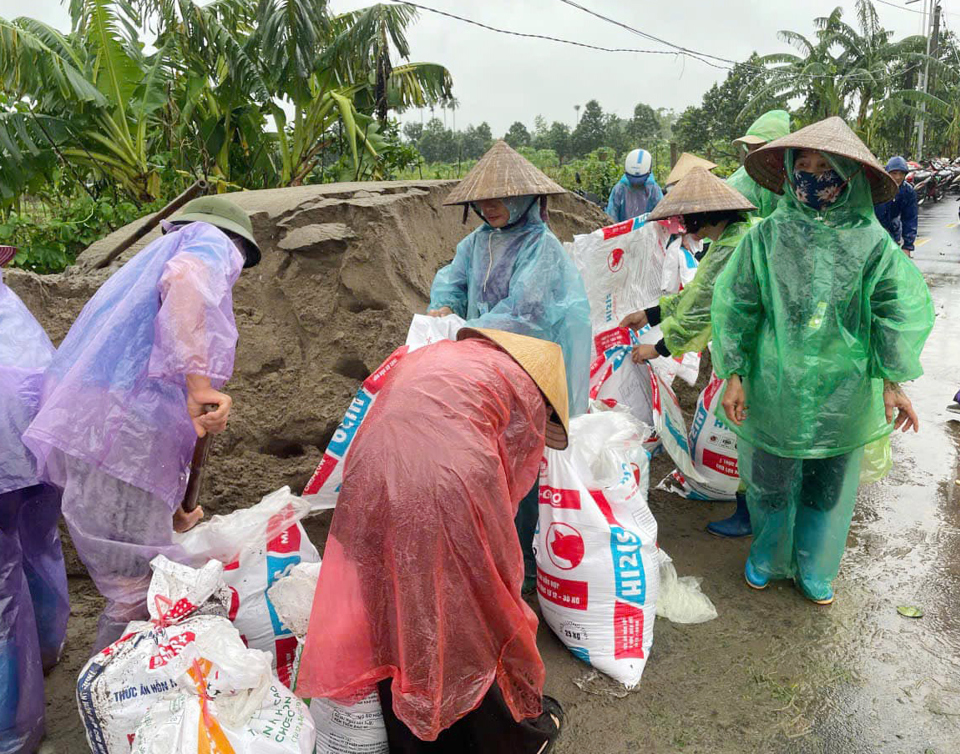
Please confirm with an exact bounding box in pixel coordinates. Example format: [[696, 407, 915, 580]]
[[682, 248, 698, 269], [327, 390, 373, 458], [77, 661, 109, 754], [689, 404, 708, 455], [266, 554, 302, 636], [662, 413, 689, 452], [609, 527, 646, 605], [570, 646, 590, 663]]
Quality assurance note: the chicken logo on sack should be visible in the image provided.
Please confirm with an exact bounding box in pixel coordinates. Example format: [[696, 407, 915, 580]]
[[547, 523, 585, 570], [608, 247, 625, 272]]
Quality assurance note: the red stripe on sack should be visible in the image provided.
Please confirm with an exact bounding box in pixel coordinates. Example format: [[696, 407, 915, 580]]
[[588, 489, 622, 528], [702, 373, 724, 408], [536, 568, 588, 610], [364, 346, 409, 393], [267, 524, 301, 554], [702, 449, 739, 477], [613, 600, 645, 659], [539, 485, 581, 510], [602, 220, 635, 239], [303, 454, 338, 496], [275, 636, 300, 688], [594, 327, 632, 355]]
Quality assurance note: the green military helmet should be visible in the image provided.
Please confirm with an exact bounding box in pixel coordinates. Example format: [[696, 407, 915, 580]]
[[170, 195, 261, 268]]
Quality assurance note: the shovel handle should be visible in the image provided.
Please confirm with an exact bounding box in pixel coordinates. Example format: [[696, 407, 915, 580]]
[[181, 403, 219, 513]]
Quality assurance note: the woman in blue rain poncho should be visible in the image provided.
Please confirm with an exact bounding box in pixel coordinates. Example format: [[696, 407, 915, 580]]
[[427, 140, 591, 589], [0, 249, 69, 754], [606, 148, 664, 223], [24, 197, 261, 652], [711, 117, 935, 605]]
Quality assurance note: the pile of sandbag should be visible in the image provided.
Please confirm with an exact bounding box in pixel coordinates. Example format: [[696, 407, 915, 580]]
[[77, 556, 315, 754], [175, 487, 321, 686], [534, 410, 660, 688]]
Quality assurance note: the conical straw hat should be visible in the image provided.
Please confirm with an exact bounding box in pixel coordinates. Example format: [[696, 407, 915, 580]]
[[744, 116, 897, 203], [647, 168, 756, 221], [457, 327, 570, 450], [444, 140, 566, 205], [666, 152, 718, 188]]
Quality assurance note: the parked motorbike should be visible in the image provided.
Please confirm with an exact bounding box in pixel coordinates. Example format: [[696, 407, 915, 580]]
[[573, 172, 603, 208]]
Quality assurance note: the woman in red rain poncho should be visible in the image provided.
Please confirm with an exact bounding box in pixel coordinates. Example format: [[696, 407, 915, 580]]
[[297, 328, 568, 751]]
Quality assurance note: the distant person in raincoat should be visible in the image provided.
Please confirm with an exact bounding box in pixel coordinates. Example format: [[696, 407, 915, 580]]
[[427, 140, 591, 590], [727, 109, 791, 218], [711, 117, 934, 605], [606, 148, 664, 222], [875, 156, 918, 257], [297, 329, 568, 752], [619, 167, 761, 538], [24, 197, 262, 652], [0, 248, 70, 754]]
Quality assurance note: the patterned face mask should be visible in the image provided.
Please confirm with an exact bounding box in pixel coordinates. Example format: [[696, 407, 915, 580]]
[[793, 169, 846, 211]]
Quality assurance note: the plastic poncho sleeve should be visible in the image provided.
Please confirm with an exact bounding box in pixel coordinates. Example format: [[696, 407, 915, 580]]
[[709, 230, 764, 379], [466, 236, 592, 415], [606, 181, 624, 221], [657, 221, 757, 356], [865, 245, 933, 382], [148, 247, 240, 383], [428, 239, 471, 317], [647, 182, 664, 213]]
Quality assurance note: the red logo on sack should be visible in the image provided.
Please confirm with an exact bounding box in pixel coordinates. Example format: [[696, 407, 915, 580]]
[[267, 524, 301, 554], [148, 631, 196, 669], [537, 567, 588, 609], [546, 523, 585, 570], [613, 600, 645, 659], [607, 247, 625, 272], [593, 327, 631, 355], [539, 485, 581, 510]]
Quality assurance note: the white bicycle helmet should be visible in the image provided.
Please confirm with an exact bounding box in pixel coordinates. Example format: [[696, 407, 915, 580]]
[[625, 148, 652, 177]]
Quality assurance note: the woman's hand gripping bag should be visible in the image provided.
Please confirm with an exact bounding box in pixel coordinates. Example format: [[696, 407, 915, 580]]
[[534, 411, 660, 688]]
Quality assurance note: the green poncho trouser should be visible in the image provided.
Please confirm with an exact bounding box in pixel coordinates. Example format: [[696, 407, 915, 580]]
[[658, 217, 760, 356], [711, 152, 934, 597], [726, 110, 791, 219]]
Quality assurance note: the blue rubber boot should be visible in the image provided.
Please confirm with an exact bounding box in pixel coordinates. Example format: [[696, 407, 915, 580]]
[[707, 492, 753, 538], [796, 577, 835, 605], [744, 559, 769, 590]]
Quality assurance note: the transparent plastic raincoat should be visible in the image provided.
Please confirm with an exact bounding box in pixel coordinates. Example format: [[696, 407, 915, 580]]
[[1, 271, 69, 754], [24, 222, 243, 509], [711, 153, 934, 458], [429, 200, 592, 414], [711, 151, 934, 598], [297, 339, 547, 741], [606, 174, 663, 223], [658, 218, 759, 355]]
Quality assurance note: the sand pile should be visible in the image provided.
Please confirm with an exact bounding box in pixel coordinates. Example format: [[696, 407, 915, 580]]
[[8, 180, 610, 518]]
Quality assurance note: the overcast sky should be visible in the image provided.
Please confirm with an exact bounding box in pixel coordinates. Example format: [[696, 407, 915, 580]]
[[7, 0, 942, 134]]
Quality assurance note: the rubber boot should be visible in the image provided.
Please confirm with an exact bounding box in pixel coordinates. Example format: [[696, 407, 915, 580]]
[[707, 492, 753, 538], [795, 577, 835, 605], [744, 558, 769, 590]]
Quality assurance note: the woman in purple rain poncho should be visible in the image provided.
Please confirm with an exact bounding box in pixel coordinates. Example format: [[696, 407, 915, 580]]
[[24, 197, 262, 652], [0, 248, 70, 754]]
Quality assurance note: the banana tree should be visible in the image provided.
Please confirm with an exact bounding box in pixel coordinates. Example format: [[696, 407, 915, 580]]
[[0, 1, 170, 201]]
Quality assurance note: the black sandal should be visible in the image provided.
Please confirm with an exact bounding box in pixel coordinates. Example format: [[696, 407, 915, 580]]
[[533, 696, 564, 754]]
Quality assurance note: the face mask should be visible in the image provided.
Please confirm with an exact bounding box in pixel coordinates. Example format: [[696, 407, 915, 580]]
[[626, 173, 649, 187], [793, 169, 846, 211]]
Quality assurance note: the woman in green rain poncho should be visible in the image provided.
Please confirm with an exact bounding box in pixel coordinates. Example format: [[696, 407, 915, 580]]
[[727, 109, 791, 219], [711, 117, 934, 605], [619, 166, 761, 538]]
